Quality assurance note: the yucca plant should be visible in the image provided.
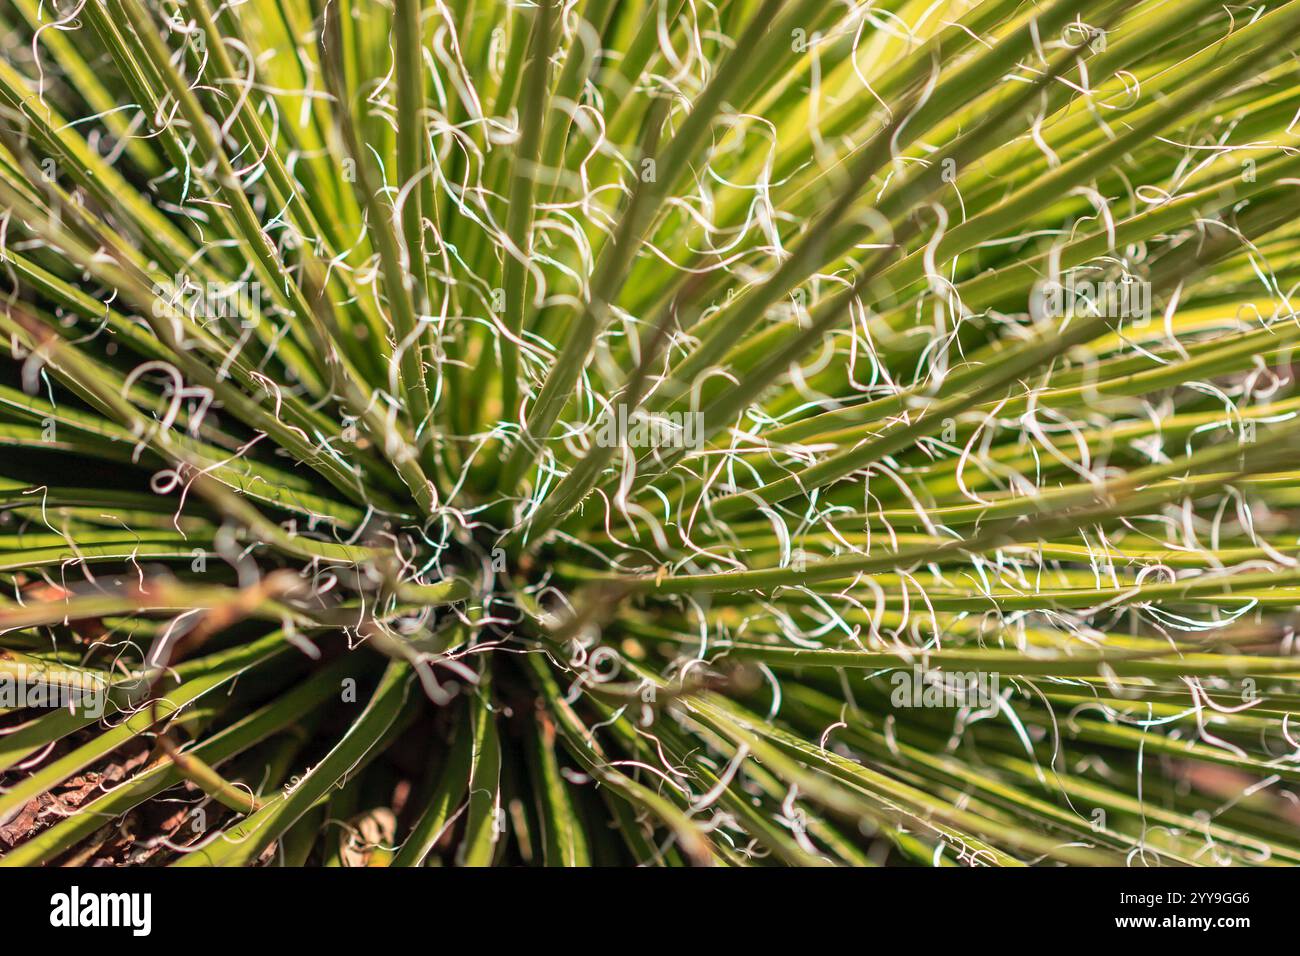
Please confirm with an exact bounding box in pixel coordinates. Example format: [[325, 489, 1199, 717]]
[[0, 0, 1298, 869]]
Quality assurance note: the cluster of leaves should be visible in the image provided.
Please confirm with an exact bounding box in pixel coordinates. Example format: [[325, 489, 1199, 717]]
[[0, 0, 1299, 867]]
